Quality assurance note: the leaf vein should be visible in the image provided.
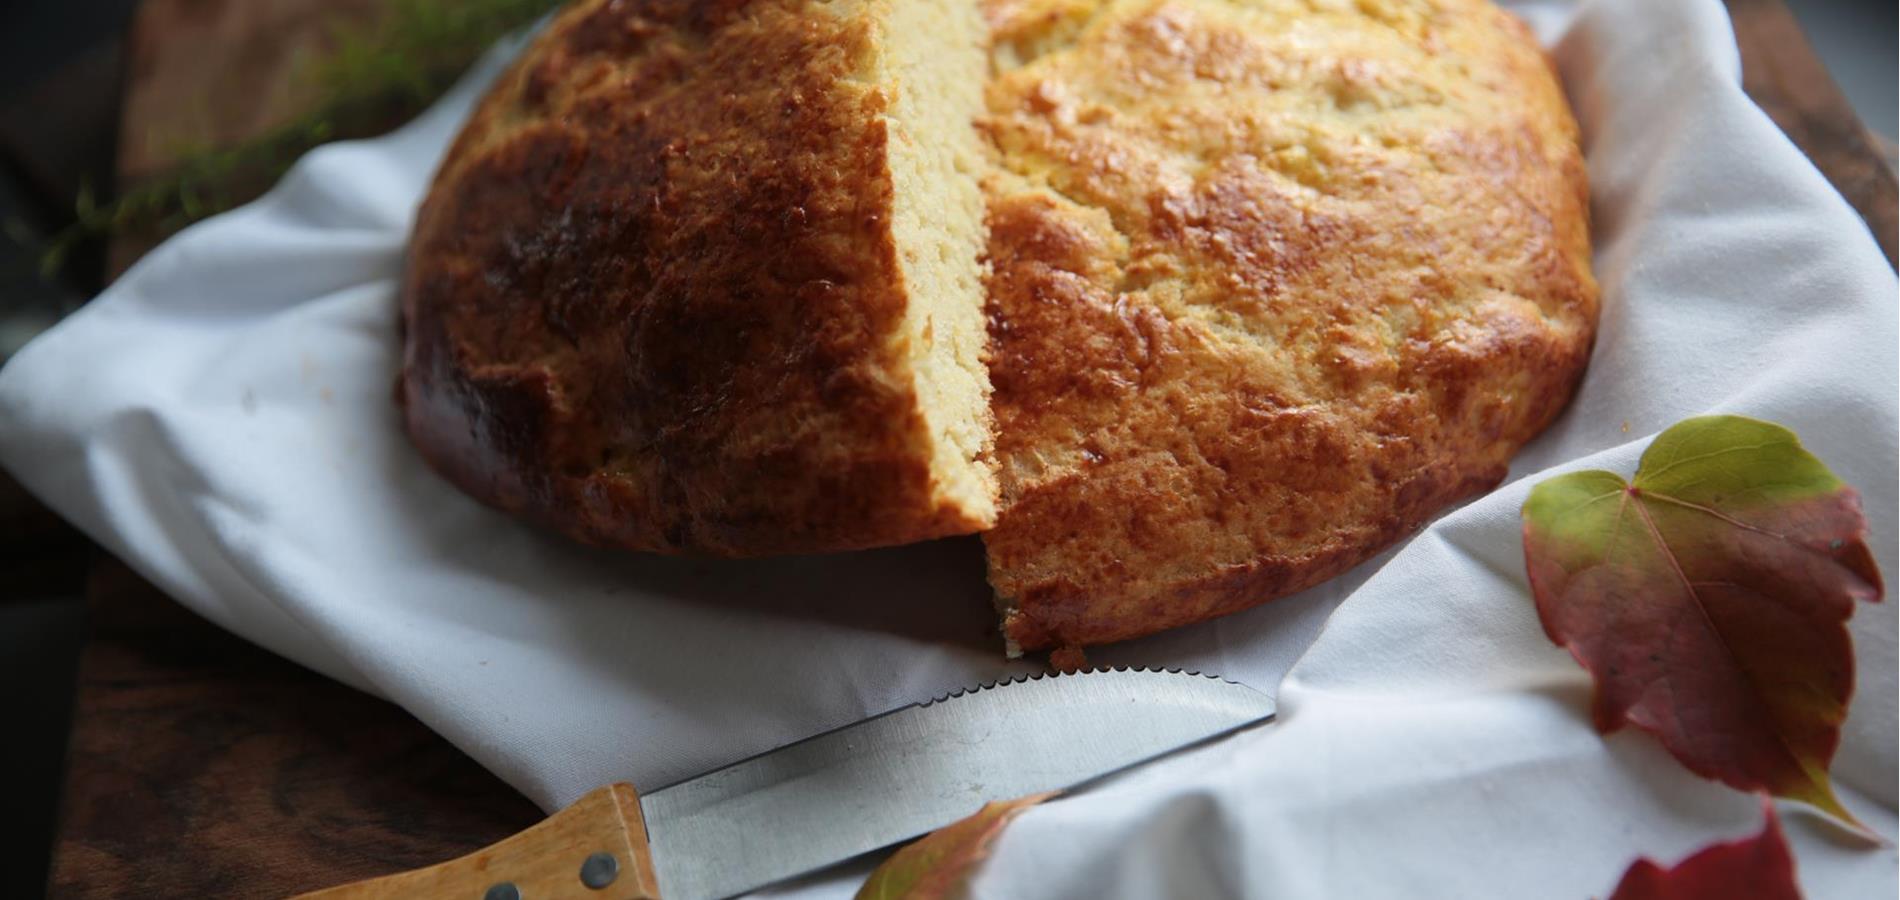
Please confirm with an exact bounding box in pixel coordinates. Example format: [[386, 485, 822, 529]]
[[1627, 497, 1810, 791], [1556, 488, 1626, 519], [1645, 492, 1783, 535], [1641, 440, 1788, 482]]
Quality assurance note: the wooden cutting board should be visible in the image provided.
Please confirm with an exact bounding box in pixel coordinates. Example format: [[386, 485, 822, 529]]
[[106, 0, 393, 274], [44, 0, 1899, 896], [116, 0, 388, 181], [1727, 0, 1897, 266]]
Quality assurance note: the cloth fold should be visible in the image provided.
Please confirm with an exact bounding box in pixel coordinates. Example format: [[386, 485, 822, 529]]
[[2, 0, 1894, 895]]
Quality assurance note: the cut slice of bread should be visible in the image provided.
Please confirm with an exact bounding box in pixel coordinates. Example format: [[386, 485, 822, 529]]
[[978, 0, 1598, 655], [401, 0, 997, 555]]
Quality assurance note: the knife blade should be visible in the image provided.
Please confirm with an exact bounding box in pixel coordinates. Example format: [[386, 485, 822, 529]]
[[295, 667, 1274, 900], [644, 667, 1274, 899]]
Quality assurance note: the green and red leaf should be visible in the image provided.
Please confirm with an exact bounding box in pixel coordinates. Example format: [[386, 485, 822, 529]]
[[855, 793, 1053, 900], [1607, 802, 1801, 900], [1522, 415, 1882, 826]]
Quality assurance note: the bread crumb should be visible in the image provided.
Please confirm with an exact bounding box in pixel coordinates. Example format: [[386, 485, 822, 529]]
[[1049, 646, 1088, 672]]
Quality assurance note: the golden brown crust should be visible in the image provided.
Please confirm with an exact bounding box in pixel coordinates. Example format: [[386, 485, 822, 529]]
[[400, 0, 990, 555], [979, 0, 1598, 651]]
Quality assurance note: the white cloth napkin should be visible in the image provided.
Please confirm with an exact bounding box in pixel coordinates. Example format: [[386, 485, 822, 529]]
[[2, 0, 1894, 896]]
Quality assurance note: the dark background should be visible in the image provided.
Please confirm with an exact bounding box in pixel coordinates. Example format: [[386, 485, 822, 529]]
[[0, 0, 1891, 896], [1, 4, 135, 897]]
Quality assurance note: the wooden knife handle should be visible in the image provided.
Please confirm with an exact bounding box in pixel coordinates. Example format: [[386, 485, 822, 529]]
[[292, 784, 661, 899]]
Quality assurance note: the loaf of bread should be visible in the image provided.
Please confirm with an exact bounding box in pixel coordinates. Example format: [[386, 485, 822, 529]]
[[400, 0, 997, 555], [401, 0, 1596, 656], [979, 0, 1597, 654]]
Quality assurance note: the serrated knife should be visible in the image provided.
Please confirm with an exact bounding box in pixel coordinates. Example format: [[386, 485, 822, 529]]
[[295, 667, 1274, 900]]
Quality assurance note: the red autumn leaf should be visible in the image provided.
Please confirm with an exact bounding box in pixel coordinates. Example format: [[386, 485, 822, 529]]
[[855, 792, 1053, 900], [1522, 415, 1882, 826], [1607, 801, 1801, 900]]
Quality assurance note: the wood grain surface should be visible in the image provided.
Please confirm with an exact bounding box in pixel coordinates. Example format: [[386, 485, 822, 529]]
[[40, 0, 1898, 897], [48, 556, 541, 898]]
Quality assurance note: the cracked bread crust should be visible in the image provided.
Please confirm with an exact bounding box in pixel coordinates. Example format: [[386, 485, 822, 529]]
[[400, 0, 992, 556], [979, 0, 1598, 651]]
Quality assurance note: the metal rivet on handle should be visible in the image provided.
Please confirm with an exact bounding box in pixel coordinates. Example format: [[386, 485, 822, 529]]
[[483, 883, 521, 900], [579, 852, 620, 889]]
